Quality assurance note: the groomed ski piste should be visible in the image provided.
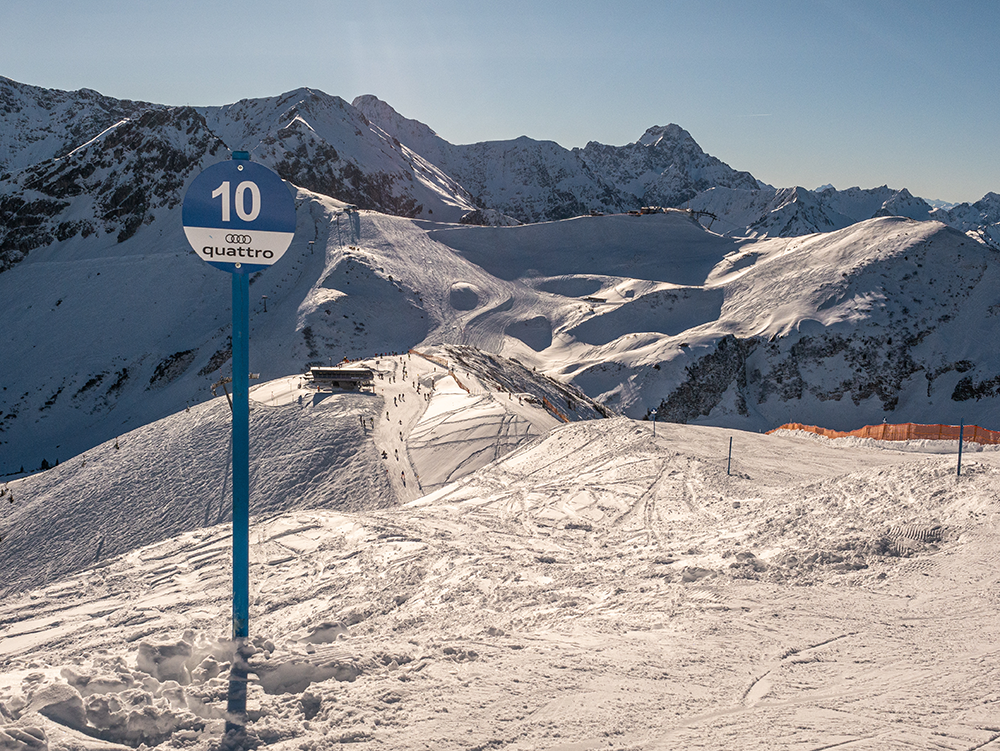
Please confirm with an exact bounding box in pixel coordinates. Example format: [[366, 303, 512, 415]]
[[4, 349, 1000, 750]]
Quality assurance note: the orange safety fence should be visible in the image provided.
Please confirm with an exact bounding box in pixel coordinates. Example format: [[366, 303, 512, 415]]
[[769, 421, 1000, 445], [541, 396, 570, 423], [409, 348, 449, 369], [407, 349, 470, 393], [449, 371, 472, 394]]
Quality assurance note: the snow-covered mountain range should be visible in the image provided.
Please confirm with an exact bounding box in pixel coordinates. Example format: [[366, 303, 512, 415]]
[[6, 75, 1000, 750], [3, 75, 1000, 477], [352, 94, 762, 223], [689, 183, 1000, 247]]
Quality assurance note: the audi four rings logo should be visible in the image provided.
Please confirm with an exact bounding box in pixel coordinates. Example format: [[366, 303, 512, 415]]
[[226, 233, 253, 244]]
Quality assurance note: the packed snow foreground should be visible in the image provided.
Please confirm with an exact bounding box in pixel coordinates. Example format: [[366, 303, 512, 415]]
[[3, 351, 1000, 750]]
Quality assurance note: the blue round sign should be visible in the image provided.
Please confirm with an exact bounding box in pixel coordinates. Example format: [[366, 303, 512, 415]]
[[182, 159, 297, 274]]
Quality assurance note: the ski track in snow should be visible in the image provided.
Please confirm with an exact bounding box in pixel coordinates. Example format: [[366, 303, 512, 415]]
[[4, 369, 1000, 749]]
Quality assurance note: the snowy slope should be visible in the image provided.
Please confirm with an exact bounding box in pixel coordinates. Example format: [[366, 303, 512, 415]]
[[4, 415, 1000, 749], [4, 170, 623, 476], [646, 217, 999, 430], [425, 212, 1000, 432], [6, 195, 1000, 477], [0, 347, 605, 594]]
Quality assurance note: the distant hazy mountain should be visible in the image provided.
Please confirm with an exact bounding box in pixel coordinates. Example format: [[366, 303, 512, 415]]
[[933, 192, 1000, 249], [353, 95, 760, 223], [689, 184, 1000, 248]]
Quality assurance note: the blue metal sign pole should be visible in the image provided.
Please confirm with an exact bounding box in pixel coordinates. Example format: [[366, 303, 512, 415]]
[[232, 270, 250, 639], [226, 267, 250, 736], [181, 151, 296, 739], [225, 266, 250, 733], [957, 418, 964, 477]]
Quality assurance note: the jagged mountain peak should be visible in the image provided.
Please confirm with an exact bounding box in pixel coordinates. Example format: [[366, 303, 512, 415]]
[[351, 93, 384, 109], [352, 94, 441, 141], [196, 88, 359, 150], [275, 86, 333, 104], [636, 123, 692, 147], [575, 123, 760, 210], [976, 192, 1000, 209], [875, 188, 932, 220], [189, 89, 477, 221], [277, 88, 361, 123]]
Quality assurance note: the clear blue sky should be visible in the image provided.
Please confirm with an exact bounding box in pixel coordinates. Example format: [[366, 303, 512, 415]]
[[4, 0, 997, 203]]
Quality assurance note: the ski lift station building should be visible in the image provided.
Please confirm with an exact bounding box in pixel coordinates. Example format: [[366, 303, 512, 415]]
[[307, 366, 374, 392]]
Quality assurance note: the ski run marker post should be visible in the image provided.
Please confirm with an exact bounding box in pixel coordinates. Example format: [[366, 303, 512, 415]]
[[182, 153, 296, 732], [958, 418, 964, 477]]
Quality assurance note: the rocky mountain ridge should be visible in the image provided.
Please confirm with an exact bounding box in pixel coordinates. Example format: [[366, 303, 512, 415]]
[[352, 95, 761, 223], [0, 76, 158, 176], [4, 77, 998, 270], [0, 106, 226, 272]]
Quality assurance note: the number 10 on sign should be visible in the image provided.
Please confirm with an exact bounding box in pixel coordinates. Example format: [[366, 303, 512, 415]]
[[212, 180, 262, 223]]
